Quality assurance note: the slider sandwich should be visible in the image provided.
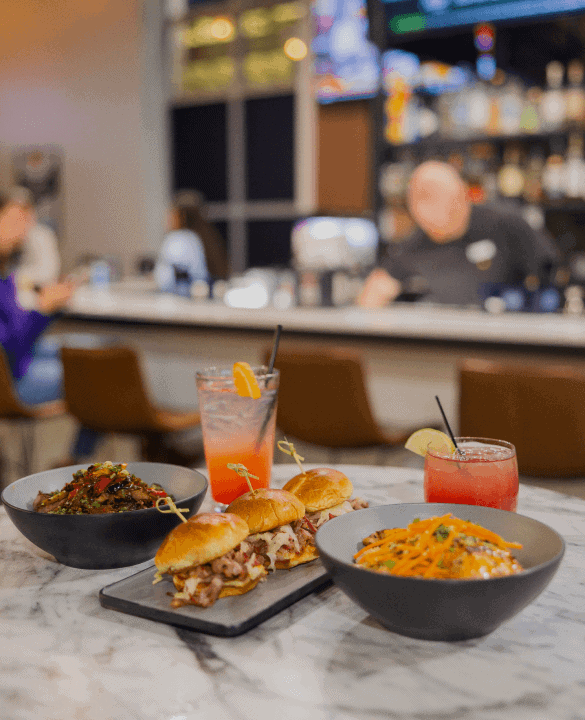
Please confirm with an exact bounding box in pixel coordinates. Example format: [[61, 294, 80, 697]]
[[154, 513, 268, 608], [227, 489, 319, 571], [283, 468, 369, 534]]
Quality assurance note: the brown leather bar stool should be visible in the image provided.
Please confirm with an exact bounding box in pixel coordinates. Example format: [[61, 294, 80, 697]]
[[459, 358, 585, 477], [61, 347, 200, 464], [266, 345, 423, 462], [0, 348, 65, 482]]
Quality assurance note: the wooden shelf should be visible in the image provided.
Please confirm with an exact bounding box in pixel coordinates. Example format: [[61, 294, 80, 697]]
[[385, 130, 577, 153]]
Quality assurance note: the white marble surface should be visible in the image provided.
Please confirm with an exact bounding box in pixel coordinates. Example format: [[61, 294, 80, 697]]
[[2, 464, 585, 720], [67, 284, 585, 348]]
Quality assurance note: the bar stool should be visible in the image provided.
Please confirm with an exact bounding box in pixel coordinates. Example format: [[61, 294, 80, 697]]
[[0, 348, 66, 483], [459, 358, 585, 477], [266, 345, 423, 462], [61, 347, 200, 464]]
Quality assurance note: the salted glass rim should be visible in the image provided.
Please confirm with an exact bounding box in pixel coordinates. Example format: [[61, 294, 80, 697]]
[[426, 436, 516, 461], [196, 365, 279, 382]]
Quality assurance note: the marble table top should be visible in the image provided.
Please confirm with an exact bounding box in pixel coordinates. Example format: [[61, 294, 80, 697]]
[[2, 464, 585, 720]]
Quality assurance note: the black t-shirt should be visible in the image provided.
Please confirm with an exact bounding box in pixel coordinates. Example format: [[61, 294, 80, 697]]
[[381, 204, 560, 306]]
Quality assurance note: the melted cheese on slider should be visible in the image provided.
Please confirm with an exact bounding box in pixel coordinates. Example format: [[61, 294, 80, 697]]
[[314, 501, 353, 529], [247, 524, 300, 571]]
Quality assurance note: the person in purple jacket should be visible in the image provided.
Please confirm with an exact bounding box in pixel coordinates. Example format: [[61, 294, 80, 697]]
[[0, 191, 99, 462]]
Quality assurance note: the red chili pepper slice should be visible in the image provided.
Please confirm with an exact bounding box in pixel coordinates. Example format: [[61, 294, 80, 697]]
[[94, 476, 113, 494], [68, 487, 79, 500], [149, 489, 168, 497]]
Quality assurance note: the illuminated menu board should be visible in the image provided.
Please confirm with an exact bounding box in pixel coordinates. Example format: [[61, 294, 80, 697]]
[[313, 0, 380, 102], [382, 0, 585, 38]]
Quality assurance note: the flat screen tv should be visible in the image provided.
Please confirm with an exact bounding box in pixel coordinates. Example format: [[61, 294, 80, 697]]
[[379, 0, 585, 40]]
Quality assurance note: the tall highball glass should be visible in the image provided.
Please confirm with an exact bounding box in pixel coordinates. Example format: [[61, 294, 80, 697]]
[[196, 366, 279, 507]]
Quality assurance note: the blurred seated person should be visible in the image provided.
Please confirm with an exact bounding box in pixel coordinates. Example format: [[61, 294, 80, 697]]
[[0, 191, 102, 461], [8, 186, 61, 292], [154, 190, 228, 295], [358, 161, 560, 308], [0, 192, 202, 467]]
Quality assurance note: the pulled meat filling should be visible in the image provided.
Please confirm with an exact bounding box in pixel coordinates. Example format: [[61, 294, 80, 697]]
[[246, 521, 316, 571], [303, 496, 369, 533], [170, 545, 266, 608]]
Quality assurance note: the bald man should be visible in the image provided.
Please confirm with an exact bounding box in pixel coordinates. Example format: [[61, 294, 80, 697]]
[[358, 161, 559, 307]]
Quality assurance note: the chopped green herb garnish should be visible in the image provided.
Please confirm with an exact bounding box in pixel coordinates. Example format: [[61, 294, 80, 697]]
[[434, 524, 450, 542], [383, 559, 396, 570]]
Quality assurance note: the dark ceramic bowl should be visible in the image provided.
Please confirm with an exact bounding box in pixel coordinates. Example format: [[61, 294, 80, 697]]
[[1, 462, 208, 569], [316, 503, 565, 641]]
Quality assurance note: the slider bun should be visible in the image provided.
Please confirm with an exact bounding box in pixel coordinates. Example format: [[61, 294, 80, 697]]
[[219, 575, 265, 598], [283, 468, 352, 512], [227, 488, 305, 534], [275, 544, 320, 569], [155, 512, 249, 574]]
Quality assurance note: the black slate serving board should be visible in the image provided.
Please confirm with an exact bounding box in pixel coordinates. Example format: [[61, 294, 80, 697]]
[[99, 560, 331, 636]]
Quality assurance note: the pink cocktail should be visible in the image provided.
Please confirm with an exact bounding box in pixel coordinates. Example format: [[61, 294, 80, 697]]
[[196, 367, 279, 506], [424, 437, 518, 512]]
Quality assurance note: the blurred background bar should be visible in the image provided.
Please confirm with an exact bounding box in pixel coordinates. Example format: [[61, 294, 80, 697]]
[[4, 0, 585, 492]]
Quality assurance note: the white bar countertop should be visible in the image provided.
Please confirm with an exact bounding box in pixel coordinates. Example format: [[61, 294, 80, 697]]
[[2, 464, 585, 720], [65, 284, 585, 348]]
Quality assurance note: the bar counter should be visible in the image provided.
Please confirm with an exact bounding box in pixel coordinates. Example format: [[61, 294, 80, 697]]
[[2, 464, 585, 720], [66, 284, 585, 348], [54, 285, 585, 425]]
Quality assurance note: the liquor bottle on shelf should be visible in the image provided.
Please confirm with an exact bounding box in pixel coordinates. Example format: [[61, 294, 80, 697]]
[[497, 144, 525, 198], [465, 144, 488, 203], [519, 87, 542, 134], [540, 61, 566, 131], [522, 150, 545, 204], [542, 143, 566, 202], [498, 78, 524, 136], [486, 80, 501, 136], [565, 60, 585, 128], [563, 133, 585, 199], [449, 85, 472, 139], [435, 91, 454, 138], [467, 80, 491, 136], [481, 144, 499, 202]]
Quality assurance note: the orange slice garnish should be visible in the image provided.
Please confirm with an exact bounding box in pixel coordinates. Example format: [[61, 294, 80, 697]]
[[233, 362, 261, 399]]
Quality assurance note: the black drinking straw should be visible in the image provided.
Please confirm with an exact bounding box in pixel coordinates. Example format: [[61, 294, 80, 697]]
[[435, 395, 461, 454], [265, 324, 282, 386], [255, 325, 283, 447]]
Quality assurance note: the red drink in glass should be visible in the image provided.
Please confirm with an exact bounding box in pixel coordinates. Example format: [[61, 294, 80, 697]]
[[424, 437, 518, 512]]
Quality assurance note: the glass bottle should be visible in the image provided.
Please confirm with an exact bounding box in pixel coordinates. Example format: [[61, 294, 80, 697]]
[[542, 145, 566, 202], [565, 60, 585, 128], [497, 144, 525, 198], [520, 87, 541, 134], [540, 61, 566, 131], [498, 78, 524, 135], [522, 150, 545, 204], [486, 80, 501, 135], [467, 80, 491, 136], [564, 133, 585, 199]]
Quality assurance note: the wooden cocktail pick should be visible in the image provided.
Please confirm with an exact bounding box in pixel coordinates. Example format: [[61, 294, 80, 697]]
[[155, 496, 190, 522], [227, 463, 259, 495], [277, 439, 305, 475]]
